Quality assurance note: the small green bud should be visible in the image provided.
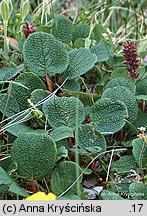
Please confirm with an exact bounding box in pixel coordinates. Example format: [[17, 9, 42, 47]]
[[22, 0, 29, 20], [0, 0, 9, 22]]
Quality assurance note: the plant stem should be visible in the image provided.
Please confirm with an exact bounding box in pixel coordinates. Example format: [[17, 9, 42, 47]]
[[139, 141, 146, 176], [142, 101, 146, 112], [68, 137, 73, 148], [46, 72, 53, 92], [3, 20, 9, 61], [41, 0, 45, 24], [120, 128, 124, 142], [75, 97, 81, 197], [31, 178, 37, 193]]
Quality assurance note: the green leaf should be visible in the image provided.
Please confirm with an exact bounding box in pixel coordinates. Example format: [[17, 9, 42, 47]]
[[102, 86, 138, 122], [65, 48, 97, 79], [62, 89, 99, 106], [132, 138, 147, 169], [11, 72, 46, 110], [73, 23, 90, 42], [111, 67, 130, 79], [51, 161, 82, 195], [21, 0, 29, 19], [111, 54, 125, 66], [30, 89, 50, 110], [0, 93, 20, 117], [7, 161, 18, 174], [93, 24, 106, 43], [56, 139, 69, 149], [136, 77, 147, 95], [9, 181, 29, 197], [90, 98, 128, 134], [0, 0, 9, 21], [8, 0, 14, 14], [0, 167, 13, 185], [42, 95, 85, 129], [137, 66, 146, 79], [7, 123, 48, 137], [110, 182, 130, 195], [124, 119, 139, 136], [51, 15, 74, 44], [11, 134, 57, 180], [90, 42, 114, 62], [144, 175, 147, 185], [74, 38, 85, 48], [31, 89, 50, 104], [23, 32, 69, 77], [78, 124, 106, 152], [63, 79, 80, 92], [36, 25, 51, 33], [134, 112, 147, 128], [136, 95, 147, 101], [112, 155, 137, 173], [100, 189, 124, 200], [0, 185, 9, 194], [85, 146, 102, 153], [129, 182, 147, 200], [69, 148, 92, 154], [122, 141, 133, 148], [56, 146, 68, 161], [104, 77, 136, 94], [0, 157, 12, 171], [50, 126, 74, 142], [0, 167, 29, 197], [31, 129, 48, 135], [0, 65, 24, 81], [7, 123, 33, 136]]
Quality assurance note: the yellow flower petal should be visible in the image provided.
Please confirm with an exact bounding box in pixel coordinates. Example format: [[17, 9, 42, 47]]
[[25, 192, 56, 200], [46, 193, 56, 200], [26, 192, 47, 200]]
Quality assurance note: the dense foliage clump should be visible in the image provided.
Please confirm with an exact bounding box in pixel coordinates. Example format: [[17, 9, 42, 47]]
[[0, 0, 147, 200]]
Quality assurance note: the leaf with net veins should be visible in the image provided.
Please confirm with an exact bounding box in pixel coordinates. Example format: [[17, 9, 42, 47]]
[[23, 32, 69, 77]]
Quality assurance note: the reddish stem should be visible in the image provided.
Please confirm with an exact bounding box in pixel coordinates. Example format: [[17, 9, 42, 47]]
[[142, 101, 146, 112], [68, 137, 73, 148], [119, 128, 124, 142], [57, 75, 62, 85], [31, 178, 37, 193], [46, 73, 53, 92]]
